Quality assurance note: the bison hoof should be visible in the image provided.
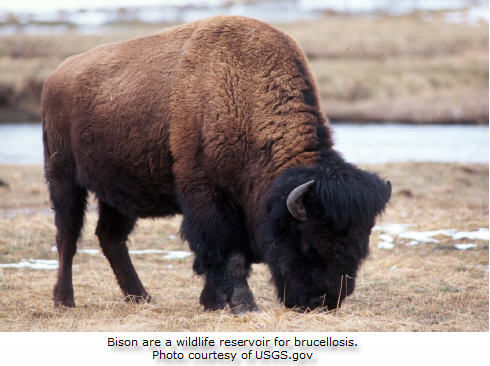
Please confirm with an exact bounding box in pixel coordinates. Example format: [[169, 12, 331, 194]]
[[124, 294, 152, 304], [200, 285, 227, 311], [200, 295, 227, 311], [53, 286, 75, 308], [54, 298, 75, 308], [203, 302, 227, 311], [230, 302, 258, 315], [229, 287, 258, 315]]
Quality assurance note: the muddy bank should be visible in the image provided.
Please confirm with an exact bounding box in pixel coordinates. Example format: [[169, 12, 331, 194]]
[[0, 78, 43, 122]]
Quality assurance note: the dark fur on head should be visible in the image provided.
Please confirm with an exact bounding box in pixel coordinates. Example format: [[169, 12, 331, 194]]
[[261, 149, 391, 310]]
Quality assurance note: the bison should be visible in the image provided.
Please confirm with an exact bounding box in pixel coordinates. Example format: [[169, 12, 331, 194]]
[[42, 16, 391, 313]]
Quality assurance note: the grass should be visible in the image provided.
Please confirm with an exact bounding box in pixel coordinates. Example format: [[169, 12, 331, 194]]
[[0, 13, 488, 123], [0, 162, 487, 331]]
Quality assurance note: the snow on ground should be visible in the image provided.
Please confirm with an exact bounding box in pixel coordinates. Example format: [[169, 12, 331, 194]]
[[163, 251, 192, 259], [2, 227, 486, 269], [452, 228, 489, 241], [0, 259, 58, 269], [0, 247, 193, 269], [374, 225, 488, 250], [453, 243, 477, 250], [129, 249, 166, 255], [378, 241, 395, 250]]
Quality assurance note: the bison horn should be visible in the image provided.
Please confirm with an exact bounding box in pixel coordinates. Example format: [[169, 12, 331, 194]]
[[286, 180, 315, 221]]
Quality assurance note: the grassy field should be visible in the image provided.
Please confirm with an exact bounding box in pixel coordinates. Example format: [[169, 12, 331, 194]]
[[0, 13, 488, 123], [0, 162, 487, 331]]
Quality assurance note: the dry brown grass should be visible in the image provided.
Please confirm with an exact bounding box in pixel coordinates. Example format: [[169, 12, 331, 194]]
[[0, 14, 487, 123], [0, 162, 487, 331]]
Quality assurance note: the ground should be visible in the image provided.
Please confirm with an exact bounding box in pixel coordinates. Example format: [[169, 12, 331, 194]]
[[0, 162, 487, 331]]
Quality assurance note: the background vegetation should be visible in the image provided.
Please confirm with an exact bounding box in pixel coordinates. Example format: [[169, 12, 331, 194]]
[[0, 12, 488, 123]]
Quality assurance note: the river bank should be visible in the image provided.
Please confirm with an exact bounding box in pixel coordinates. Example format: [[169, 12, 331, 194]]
[[0, 13, 488, 124]]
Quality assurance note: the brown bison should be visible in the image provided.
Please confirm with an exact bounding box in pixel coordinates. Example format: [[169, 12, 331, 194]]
[[42, 16, 391, 313]]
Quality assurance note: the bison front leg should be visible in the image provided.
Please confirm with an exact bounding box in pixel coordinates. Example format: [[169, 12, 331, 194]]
[[95, 202, 150, 303], [179, 195, 258, 314], [224, 253, 258, 314]]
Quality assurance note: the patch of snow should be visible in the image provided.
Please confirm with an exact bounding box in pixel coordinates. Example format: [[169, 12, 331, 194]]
[[431, 229, 459, 237], [164, 251, 192, 259], [452, 228, 489, 241], [51, 245, 191, 258], [129, 249, 166, 255], [379, 234, 394, 242], [399, 229, 458, 243], [168, 235, 177, 240], [374, 223, 416, 235], [378, 241, 394, 250], [53, 246, 100, 255], [399, 231, 440, 243], [0, 259, 58, 270], [79, 248, 99, 255], [406, 240, 420, 246], [454, 243, 477, 250], [390, 265, 397, 271], [375, 224, 488, 247]]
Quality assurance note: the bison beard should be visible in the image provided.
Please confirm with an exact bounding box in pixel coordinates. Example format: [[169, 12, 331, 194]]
[[41, 16, 391, 313]]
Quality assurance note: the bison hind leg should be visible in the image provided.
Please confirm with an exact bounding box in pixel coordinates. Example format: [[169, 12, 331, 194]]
[[49, 177, 88, 308], [95, 202, 150, 303]]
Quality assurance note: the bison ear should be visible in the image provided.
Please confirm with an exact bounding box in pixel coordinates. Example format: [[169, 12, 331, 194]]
[[286, 180, 315, 221]]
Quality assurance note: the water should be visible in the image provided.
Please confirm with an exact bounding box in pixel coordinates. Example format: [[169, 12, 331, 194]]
[[0, 123, 487, 165], [331, 124, 489, 164], [0, 124, 44, 164]]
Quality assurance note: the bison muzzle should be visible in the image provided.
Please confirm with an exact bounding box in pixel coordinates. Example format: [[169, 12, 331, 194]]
[[41, 16, 391, 313]]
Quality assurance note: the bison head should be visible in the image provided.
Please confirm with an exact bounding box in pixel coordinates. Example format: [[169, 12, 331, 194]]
[[261, 150, 391, 311]]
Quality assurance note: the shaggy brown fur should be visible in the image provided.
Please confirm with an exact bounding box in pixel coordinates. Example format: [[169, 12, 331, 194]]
[[42, 16, 390, 312]]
